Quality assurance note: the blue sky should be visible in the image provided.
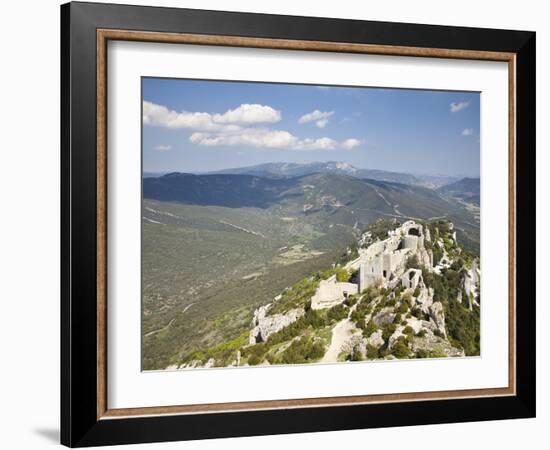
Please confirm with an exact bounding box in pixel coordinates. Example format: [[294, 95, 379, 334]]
[[143, 78, 480, 177]]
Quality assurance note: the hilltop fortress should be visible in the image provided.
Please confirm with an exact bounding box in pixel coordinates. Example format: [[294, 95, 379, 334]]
[[309, 221, 435, 311], [245, 219, 465, 356], [179, 218, 480, 368], [354, 220, 433, 291]]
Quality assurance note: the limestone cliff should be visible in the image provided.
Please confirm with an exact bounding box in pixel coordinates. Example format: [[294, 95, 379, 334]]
[[182, 218, 479, 368]]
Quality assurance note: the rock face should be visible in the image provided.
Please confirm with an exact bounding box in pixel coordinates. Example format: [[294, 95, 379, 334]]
[[365, 329, 384, 348], [311, 274, 359, 310], [434, 239, 452, 273], [372, 307, 396, 327], [250, 303, 271, 328], [403, 316, 424, 334], [415, 286, 434, 313], [238, 218, 478, 366], [249, 307, 304, 345], [463, 260, 480, 309], [428, 301, 447, 337], [410, 334, 465, 358]]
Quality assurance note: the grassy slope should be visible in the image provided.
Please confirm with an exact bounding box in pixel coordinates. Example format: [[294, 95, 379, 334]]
[[142, 174, 480, 370], [142, 201, 345, 370]]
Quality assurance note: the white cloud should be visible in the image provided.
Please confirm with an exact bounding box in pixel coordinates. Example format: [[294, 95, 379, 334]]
[[316, 86, 331, 91], [143, 101, 235, 132], [190, 128, 298, 149], [143, 101, 279, 132], [212, 103, 281, 124], [153, 144, 172, 151], [450, 101, 470, 113], [461, 128, 474, 136], [341, 138, 362, 150], [145, 101, 361, 152], [294, 137, 338, 150], [298, 110, 334, 128], [190, 128, 358, 151], [316, 118, 329, 128]]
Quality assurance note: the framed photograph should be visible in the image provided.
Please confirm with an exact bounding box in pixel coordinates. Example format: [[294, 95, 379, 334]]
[[61, 1, 536, 447]]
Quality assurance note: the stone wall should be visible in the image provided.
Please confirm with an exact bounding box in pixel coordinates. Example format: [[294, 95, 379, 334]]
[[401, 268, 423, 289], [249, 308, 305, 344], [357, 220, 430, 292], [310, 275, 359, 310]]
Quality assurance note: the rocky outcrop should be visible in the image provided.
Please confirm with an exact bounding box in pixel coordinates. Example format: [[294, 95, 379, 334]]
[[372, 307, 396, 327], [463, 261, 480, 310], [250, 303, 271, 328], [415, 286, 434, 313], [365, 329, 384, 348], [425, 227, 431, 242], [410, 334, 464, 357], [433, 238, 452, 273], [249, 307, 304, 345], [387, 327, 406, 350], [403, 316, 424, 334], [238, 218, 477, 366], [428, 301, 446, 337]]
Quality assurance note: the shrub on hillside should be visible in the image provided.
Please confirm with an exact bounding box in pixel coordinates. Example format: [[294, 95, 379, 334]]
[[391, 337, 410, 359], [281, 337, 325, 364], [335, 266, 351, 282], [247, 354, 262, 366], [363, 320, 378, 338], [366, 344, 379, 359], [397, 302, 409, 314], [327, 304, 348, 322], [382, 323, 397, 341]]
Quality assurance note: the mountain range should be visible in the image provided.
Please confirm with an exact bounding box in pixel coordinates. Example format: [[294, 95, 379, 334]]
[[143, 171, 479, 251], [202, 161, 461, 188], [144, 172, 461, 216], [145, 161, 479, 191], [141, 166, 480, 370], [437, 177, 480, 206]]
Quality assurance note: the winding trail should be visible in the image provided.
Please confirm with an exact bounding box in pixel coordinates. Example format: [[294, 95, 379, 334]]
[[321, 318, 356, 363], [218, 220, 266, 238], [145, 318, 176, 338], [144, 302, 196, 338], [181, 302, 196, 314], [143, 217, 163, 225]]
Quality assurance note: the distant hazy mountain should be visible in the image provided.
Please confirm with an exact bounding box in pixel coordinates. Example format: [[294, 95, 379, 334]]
[[205, 161, 422, 186], [143, 171, 167, 178], [143, 172, 297, 208], [438, 177, 480, 206], [413, 174, 459, 189], [142, 171, 481, 369], [143, 172, 476, 232]]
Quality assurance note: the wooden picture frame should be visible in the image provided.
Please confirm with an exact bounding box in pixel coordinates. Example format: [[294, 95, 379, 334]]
[[61, 1, 536, 447]]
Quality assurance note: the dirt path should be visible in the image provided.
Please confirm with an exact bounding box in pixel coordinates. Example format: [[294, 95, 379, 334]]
[[218, 220, 265, 238], [373, 187, 405, 217], [321, 318, 356, 363], [181, 302, 196, 314], [144, 302, 196, 338], [144, 318, 176, 338]]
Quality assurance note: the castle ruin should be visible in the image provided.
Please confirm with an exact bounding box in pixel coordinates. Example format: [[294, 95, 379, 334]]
[[308, 220, 433, 311], [310, 274, 359, 310], [353, 221, 432, 292]]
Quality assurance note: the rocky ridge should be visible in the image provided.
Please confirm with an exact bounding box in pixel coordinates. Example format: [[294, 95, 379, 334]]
[[179, 218, 480, 368]]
